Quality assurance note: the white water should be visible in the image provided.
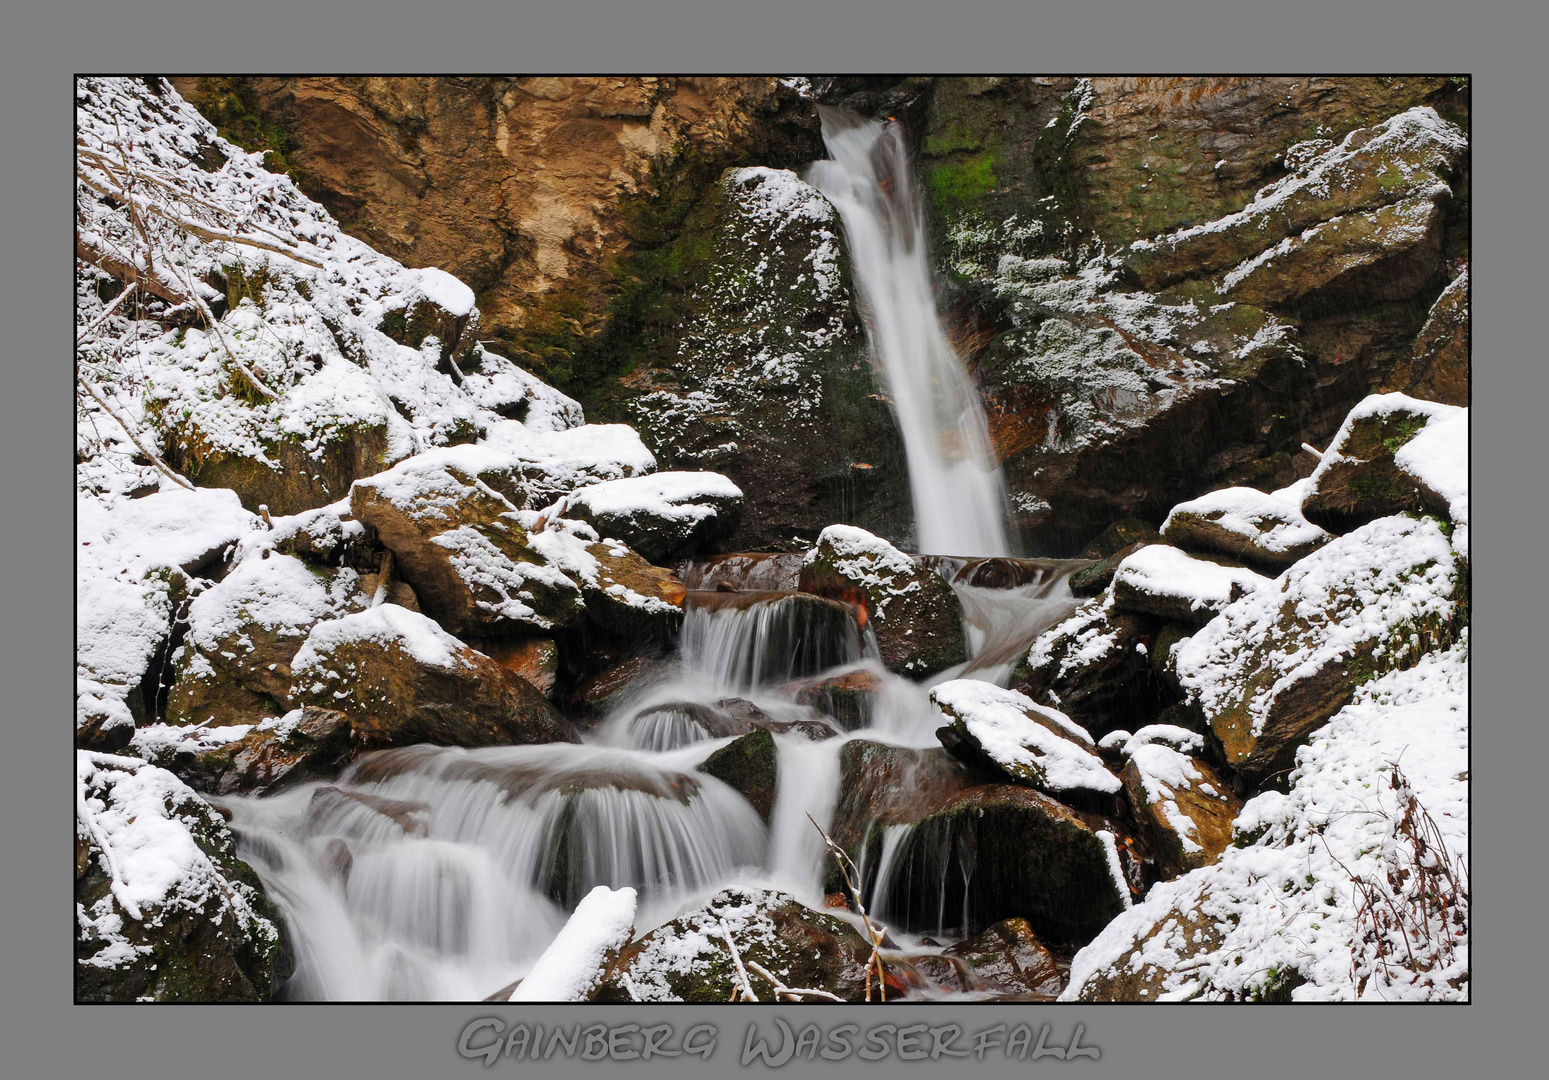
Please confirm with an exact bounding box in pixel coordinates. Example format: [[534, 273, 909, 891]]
[[807, 107, 1016, 557]]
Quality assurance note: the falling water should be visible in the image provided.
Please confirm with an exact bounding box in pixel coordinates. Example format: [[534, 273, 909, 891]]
[[808, 107, 1016, 557]]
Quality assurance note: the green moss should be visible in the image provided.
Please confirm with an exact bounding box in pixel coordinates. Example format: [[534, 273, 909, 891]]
[[182, 78, 307, 185], [926, 152, 998, 223]]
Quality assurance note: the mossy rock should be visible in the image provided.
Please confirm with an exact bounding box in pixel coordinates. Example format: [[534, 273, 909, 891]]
[[165, 421, 392, 518], [696, 729, 778, 823], [1302, 400, 1448, 532]]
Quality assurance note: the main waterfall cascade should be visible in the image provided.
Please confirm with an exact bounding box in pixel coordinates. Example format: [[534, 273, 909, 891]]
[[226, 110, 1077, 1001], [807, 107, 1017, 558]]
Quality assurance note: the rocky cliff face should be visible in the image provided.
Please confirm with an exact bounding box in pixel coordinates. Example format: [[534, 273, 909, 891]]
[[176, 76, 1469, 556]]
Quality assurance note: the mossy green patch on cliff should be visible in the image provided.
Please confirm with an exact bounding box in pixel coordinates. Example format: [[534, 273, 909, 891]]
[[925, 152, 998, 222], [178, 77, 307, 185]]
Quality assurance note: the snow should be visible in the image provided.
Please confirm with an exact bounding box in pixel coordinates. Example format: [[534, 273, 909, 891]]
[[394, 266, 476, 318], [1109, 544, 1271, 618], [292, 605, 476, 674], [1163, 486, 1329, 555], [1126, 744, 1207, 853], [543, 470, 742, 529], [1175, 515, 1461, 737], [805, 525, 921, 625], [1395, 408, 1469, 559], [1063, 635, 1469, 1002], [1026, 601, 1122, 681], [1121, 725, 1206, 757], [931, 680, 1119, 795], [507, 885, 637, 1001], [179, 552, 365, 666]]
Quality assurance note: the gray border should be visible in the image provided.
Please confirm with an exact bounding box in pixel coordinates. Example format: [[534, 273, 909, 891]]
[[10, 1, 1544, 1076]]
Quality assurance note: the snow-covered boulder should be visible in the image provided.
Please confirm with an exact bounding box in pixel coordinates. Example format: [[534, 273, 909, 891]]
[[164, 552, 371, 728], [1119, 743, 1241, 878], [931, 681, 1121, 801], [132, 707, 353, 797], [1394, 407, 1469, 559], [76, 751, 291, 1001], [595, 888, 884, 1002], [1302, 393, 1465, 532], [289, 605, 578, 749], [350, 454, 586, 635], [544, 471, 743, 562], [1018, 599, 1169, 739], [1175, 514, 1466, 781], [1063, 637, 1468, 1002], [1161, 486, 1330, 570], [1108, 544, 1271, 625], [800, 524, 967, 677]]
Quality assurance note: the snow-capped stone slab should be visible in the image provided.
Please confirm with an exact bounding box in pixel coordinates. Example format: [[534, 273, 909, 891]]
[[1108, 544, 1271, 624], [76, 751, 289, 1001], [1162, 486, 1330, 570], [543, 470, 744, 562], [1120, 724, 1206, 757], [1175, 513, 1465, 780], [1064, 636, 1468, 1002], [1120, 743, 1241, 878], [800, 524, 966, 677], [932, 680, 1120, 798], [290, 605, 578, 749], [508, 886, 637, 1002], [1302, 392, 1464, 532]]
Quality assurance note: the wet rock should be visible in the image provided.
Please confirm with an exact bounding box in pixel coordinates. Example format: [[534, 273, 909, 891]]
[[350, 455, 586, 636], [473, 636, 559, 698], [573, 654, 666, 715], [790, 667, 882, 729], [545, 471, 743, 562], [1018, 600, 1171, 740], [596, 887, 891, 1002], [678, 551, 805, 592], [684, 590, 867, 685], [1301, 393, 1464, 533], [941, 917, 1063, 996], [1108, 545, 1271, 625], [696, 729, 778, 823], [1067, 543, 1145, 597], [147, 707, 354, 797], [1080, 518, 1163, 561], [932, 680, 1121, 806], [1120, 744, 1242, 878], [799, 525, 967, 678], [832, 740, 1129, 944], [75, 752, 292, 1002], [290, 605, 579, 750], [1161, 487, 1330, 571], [629, 699, 835, 749], [1176, 514, 1466, 781], [306, 784, 431, 837]]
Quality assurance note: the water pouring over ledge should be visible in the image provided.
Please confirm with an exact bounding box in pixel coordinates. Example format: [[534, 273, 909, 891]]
[[807, 106, 1017, 558]]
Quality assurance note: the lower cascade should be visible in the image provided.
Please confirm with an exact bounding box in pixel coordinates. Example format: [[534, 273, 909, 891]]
[[226, 568, 1082, 1000]]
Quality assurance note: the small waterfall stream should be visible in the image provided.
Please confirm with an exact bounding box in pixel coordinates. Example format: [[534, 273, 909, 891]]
[[225, 109, 1082, 1001]]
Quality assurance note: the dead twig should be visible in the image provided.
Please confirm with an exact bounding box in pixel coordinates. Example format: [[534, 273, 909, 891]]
[[807, 813, 887, 1002]]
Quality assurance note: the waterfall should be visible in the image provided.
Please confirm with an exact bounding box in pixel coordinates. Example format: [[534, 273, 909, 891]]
[[808, 107, 1015, 557]]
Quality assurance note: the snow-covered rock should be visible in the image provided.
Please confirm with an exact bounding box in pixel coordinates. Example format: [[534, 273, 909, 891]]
[[543, 470, 743, 562], [1108, 544, 1271, 624], [1394, 408, 1469, 559], [1119, 744, 1241, 878], [507, 886, 637, 1001], [1175, 513, 1466, 780], [1064, 636, 1468, 1002], [931, 680, 1120, 799], [1019, 599, 1167, 739], [800, 524, 966, 677], [76, 751, 290, 1000], [1161, 486, 1330, 570]]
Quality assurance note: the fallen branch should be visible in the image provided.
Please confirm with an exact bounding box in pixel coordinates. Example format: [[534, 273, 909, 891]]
[[807, 813, 887, 1002], [717, 918, 759, 1002], [74, 376, 194, 491], [746, 960, 845, 1003]]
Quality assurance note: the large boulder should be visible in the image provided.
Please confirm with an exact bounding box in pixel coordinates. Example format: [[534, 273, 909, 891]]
[[1301, 392, 1464, 533], [831, 740, 1131, 944], [1389, 267, 1468, 405], [76, 751, 292, 1001], [350, 454, 586, 636], [1161, 487, 1330, 571], [622, 166, 911, 548], [799, 525, 967, 678], [1108, 544, 1271, 625], [596, 888, 889, 1002], [1393, 408, 1469, 560], [1175, 514, 1466, 781], [544, 471, 744, 562], [939, 917, 1064, 997], [695, 729, 779, 823], [931, 680, 1121, 805], [165, 553, 371, 728], [289, 605, 578, 750]]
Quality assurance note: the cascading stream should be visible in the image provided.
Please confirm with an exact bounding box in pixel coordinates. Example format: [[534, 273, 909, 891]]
[[807, 107, 1016, 558]]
